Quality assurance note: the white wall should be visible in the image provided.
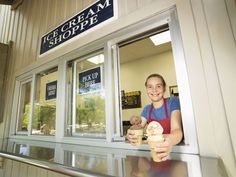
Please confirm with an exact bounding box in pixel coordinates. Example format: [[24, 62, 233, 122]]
[[120, 51, 177, 121], [176, 0, 236, 176]]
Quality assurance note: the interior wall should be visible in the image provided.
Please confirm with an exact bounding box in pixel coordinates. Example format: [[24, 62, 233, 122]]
[[120, 50, 176, 121]]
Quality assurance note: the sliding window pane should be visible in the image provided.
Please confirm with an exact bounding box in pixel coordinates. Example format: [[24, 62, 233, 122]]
[[73, 54, 106, 137], [32, 67, 58, 135], [17, 81, 31, 132]]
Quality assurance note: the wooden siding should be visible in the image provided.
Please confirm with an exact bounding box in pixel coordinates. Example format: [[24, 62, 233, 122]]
[[0, 0, 155, 70], [0, 158, 71, 177]]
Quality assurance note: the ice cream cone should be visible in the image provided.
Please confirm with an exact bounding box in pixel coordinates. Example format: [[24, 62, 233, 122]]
[[147, 135, 164, 162]]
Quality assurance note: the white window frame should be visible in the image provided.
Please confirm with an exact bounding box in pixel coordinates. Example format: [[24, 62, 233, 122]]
[[10, 59, 60, 141], [10, 7, 198, 154], [107, 8, 199, 153], [71, 51, 106, 138], [14, 77, 33, 135]]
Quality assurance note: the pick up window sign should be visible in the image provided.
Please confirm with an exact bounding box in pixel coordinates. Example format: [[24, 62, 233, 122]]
[[40, 0, 115, 55], [79, 67, 101, 95]]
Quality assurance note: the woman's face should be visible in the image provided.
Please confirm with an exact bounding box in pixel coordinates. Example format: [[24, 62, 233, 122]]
[[146, 76, 165, 102]]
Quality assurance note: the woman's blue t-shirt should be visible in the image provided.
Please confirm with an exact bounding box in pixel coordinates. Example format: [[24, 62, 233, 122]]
[[141, 97, 181, 121]]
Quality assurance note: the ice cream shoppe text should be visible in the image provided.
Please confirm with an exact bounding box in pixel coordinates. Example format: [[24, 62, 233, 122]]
[[40, 0, 115, 55]]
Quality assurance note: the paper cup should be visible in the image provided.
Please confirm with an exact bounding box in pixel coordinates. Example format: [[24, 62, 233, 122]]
[[148, 136, 164, 162], [148, 141, 162, 162], [133, 129, 143, 146]]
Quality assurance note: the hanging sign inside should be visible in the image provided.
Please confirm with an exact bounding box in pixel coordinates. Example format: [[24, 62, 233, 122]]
[[40, 0, 115, 55], [78, 67, 102, 94], [45, 81, 57, 100]]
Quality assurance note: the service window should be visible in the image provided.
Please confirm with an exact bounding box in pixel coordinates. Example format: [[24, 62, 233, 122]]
[[32, 67, 58, 136], [109, 11, 198, 153], [66, 53, 106, 137], [117, 28, 180, 137], [16, 79, 32, 133]]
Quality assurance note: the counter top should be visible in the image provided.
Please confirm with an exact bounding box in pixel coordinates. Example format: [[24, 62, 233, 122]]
[[0, 138, 228, 177]]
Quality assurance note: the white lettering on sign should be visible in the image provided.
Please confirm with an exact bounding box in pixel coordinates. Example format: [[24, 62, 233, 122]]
[[82, 72, 99, 88]]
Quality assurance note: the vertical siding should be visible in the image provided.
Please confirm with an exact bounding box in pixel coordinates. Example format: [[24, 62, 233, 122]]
[[0, 0, 155, 71], [0, 158, 71, 177], [19, 163, 28, 177], [11, 161, 20, 177]]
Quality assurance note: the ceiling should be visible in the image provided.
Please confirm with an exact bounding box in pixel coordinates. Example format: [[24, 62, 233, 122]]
[[119, 38, 172, 64]]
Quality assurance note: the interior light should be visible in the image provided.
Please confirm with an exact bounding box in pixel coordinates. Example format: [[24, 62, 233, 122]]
[[87, 54, 104, 64], [150, 31, 171, 46]]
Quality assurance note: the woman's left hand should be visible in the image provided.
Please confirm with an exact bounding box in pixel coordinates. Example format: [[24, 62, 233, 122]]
[[154, 137, 173, 161]]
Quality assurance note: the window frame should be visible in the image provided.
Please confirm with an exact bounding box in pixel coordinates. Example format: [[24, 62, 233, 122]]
[[15, 77, 33, 135], [10, 60, 60, 140], [71, 51, 106, 138], [10, 7, 198, 154], [107, 8, 198, 153]]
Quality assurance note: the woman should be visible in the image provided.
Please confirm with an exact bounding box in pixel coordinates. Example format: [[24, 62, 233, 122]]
[[127, 73, 183, 161]]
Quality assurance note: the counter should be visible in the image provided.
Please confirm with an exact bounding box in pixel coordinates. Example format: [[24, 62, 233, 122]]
[[0, 139, 228, 177]]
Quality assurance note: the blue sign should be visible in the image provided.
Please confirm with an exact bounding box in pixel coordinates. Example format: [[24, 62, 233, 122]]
[[79, 67, 101, 94], [40, 0, 115, 55]]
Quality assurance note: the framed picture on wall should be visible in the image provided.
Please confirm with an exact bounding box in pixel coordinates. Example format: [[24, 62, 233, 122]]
[[169, 85, 179, 97]]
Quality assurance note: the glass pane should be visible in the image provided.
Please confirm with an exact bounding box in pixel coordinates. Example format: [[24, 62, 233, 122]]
[[17, 81, 31, 132], [72, 153, 108, 174], [32, 67, 58, 135], [74, 54, 106, 136]]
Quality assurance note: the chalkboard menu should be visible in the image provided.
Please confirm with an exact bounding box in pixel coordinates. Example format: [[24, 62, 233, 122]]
[[121, 90, 141, 109]]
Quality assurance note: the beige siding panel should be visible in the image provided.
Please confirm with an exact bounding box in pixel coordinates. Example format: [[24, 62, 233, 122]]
[[36, 167, 47, 177], [126, 0, 138, 13], [7, 9, 15, 43], [65, 0, 79, 19], [0, 6, 3, 41], [3, 159, 12, 177], [82, 0, 95, 9], [11, 161, 20, 177], [75, 0, 83, 12], [55, 0, 67, 25], [37, 1, 50, 57], [11, 9, 20, 44], [29, 0, 41, 63], [22, 0, 34, 66], [41, 0, 51, 37], [19, 0, 31, 68], [27, 165, 38, 177], [0, 6, 9, 43], [1, 7, 7, 43], [118, 0, 128, 17], [4, 6, 11, 43], [14, 2, 26, 71], [137, 0, 154, 8], [47, 171, 71, 177], [19, 163, 28, 177], [47, 0, 57, 32]]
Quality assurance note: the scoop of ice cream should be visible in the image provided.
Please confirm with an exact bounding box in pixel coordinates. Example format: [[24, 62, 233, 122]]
[[130, 124, 143, 130], [146, 121, 163, 136], [130, 115, 142, 125]]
